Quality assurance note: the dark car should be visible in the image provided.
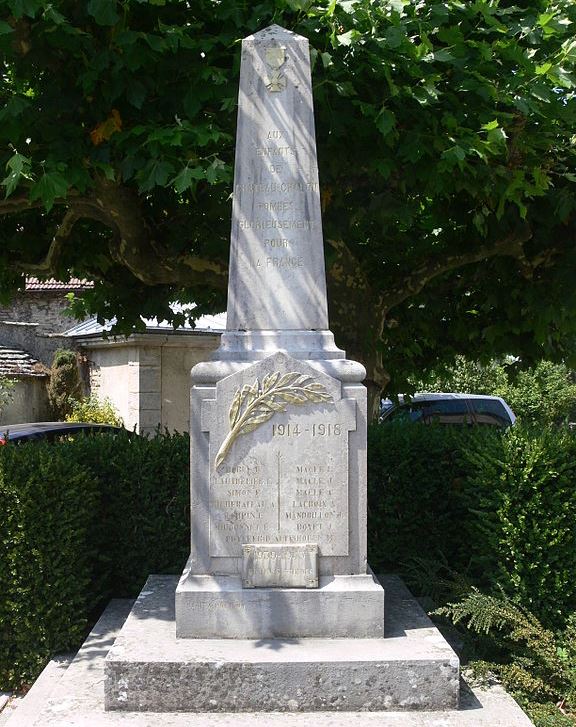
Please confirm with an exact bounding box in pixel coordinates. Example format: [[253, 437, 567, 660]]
[[380, 393, 516, 427], [0, 421, 126, 445]]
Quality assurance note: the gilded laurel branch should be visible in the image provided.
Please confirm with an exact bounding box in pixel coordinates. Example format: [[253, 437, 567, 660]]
[[214, 371, 332, 468]]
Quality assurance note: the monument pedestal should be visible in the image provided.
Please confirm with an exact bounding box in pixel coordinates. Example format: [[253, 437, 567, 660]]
[[105, 575, 460, 713], [176, 557, 384, 639]]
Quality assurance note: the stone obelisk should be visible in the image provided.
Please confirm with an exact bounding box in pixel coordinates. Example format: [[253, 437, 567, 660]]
[[216, 25, 344, 361], [226, 25, 328, 332]]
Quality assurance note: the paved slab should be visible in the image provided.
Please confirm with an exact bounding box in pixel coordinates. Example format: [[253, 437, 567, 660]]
[[3, 584, 534, 726], [0, 652, 75, 727]]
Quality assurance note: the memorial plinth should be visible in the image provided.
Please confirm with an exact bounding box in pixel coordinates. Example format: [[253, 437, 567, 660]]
[[104, 23, 459, 714]]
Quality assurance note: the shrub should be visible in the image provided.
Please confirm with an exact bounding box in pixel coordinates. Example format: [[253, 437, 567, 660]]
[[436, 590, 576, 726], [66, 396, 123, 427], [367, 422, 576, 630], [47, 349, 83, 420], [65, 430, 189, 602], [0, 442, 97, 690], [367, 422, 487, 574], [0, 431, 189, 691], [461, 426, 576, 628]]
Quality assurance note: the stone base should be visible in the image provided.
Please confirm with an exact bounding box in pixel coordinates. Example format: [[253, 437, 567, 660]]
[[104, 575, 460, 713], [175, 561, 384, 638]]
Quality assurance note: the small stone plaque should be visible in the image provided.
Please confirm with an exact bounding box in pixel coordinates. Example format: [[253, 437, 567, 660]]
[[242, 543, 318, 588]]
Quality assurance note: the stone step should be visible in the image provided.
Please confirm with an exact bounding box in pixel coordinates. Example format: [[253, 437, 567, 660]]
[[106, 574, 459, 713], [0, 653, 75, 727], [2, 588, 534, 727]]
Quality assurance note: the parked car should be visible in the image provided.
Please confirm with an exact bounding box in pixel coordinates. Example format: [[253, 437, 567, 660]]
[[0, 422, 126, 445], [380, 393, 516, 427]]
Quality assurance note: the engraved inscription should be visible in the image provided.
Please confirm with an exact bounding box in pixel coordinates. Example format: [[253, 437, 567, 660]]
[[264, 256, 304, 269], [235, 182, 319, 193], [257, 146, 296, 157], [207, 356, 356, 557], [257, 201, 294, 211], [265, 46, 287, 93], [242, 543, 318, 588], [238, 219, 313, 230], [214, 370, 332, 468]]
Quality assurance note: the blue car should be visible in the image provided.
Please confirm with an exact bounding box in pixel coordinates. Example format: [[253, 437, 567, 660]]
[[0, 421, 126, 445], [380, 393, 516, 427]]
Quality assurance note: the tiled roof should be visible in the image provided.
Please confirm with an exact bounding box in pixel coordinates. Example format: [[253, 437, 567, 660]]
[[0, 346, 48, 377], [25, 277, 94, 291]]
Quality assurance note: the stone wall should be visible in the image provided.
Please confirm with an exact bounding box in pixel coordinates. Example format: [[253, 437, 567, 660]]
[[0, 322, 71, 368], [0, 291, 76, 333], [0, 289, 79, 368], [0, 377, 51, 425]]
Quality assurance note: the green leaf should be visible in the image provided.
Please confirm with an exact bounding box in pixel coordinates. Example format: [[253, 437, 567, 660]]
[[140, 161, 174, 191], [171, 165, 204, 194], [43, 5, 67, 24], [487, 127, 507, 146], [535, 62, 552, 75], [206, 158, 225, 184], [481, 119, 499, 131], [285, 0, 311, 9], [144, 33, 165, 52], [127, 80, 147, 109], [0, 20, 14, 34], [325, 0, 337, 16], [93, 163, 115, 182], [385, 26, 405, 49], [336, 30, 357, 47], [29, 171, 68, 212], [441, 145, 466, 165], [537, 11, 557, 28], [432, 48, 454, 63], [87, 0, 119, 26], [334, 81, 356, 97], [8, 0, 41, 19], [1, 152, 32, 197], [376, 109, 396, 137]]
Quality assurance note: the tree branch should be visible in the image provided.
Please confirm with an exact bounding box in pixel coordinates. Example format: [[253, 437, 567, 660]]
[[0, 190, 86, 216], [18, 208, 81, 274], [0, 196, 48, 214], [381, 223, 534, 311]]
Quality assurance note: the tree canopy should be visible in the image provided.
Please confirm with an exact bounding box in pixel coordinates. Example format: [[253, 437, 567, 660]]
[[1, 0, 576, 405]]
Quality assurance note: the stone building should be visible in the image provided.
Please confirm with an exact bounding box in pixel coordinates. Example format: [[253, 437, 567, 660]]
[[64, 312, 225, 435], [0, 278, 92, 425], [0, 278, 225, 431]]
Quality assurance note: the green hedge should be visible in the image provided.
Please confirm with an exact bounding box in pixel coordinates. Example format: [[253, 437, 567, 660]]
[[0, 443, 97, 688], [2, 423, 576, 689], [367, 423, 576, 629], [66, 430, 190, 602], [0, 431, 189, 690]]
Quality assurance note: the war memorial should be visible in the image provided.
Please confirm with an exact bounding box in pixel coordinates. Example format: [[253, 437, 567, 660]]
[[3, 25, 534, 727]]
